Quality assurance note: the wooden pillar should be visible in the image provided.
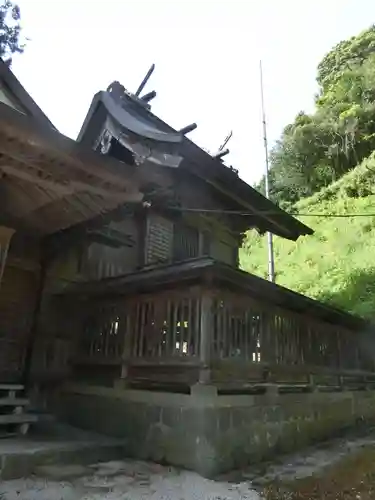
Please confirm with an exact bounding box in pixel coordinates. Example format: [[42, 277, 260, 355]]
[[22, 251, 48, 388], [115, 310, 132, 389], [198, 291, 213, 384], [0, 226, 15, 287], [336, 330, 342, 369], [135, 208, 147, 269]]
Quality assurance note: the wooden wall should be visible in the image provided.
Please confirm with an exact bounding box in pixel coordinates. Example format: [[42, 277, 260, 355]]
[[15, 167, 249, 383], [47, 170, 244, 281], [82, 217, 139, 279], [143, 210, 238, 268], [0, 233, 40, 381]]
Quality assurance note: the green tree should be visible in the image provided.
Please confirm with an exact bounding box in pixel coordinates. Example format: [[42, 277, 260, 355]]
[[0, 1, 23, 65], [256, 26, 375, 208], [317, 25, 375, 95]]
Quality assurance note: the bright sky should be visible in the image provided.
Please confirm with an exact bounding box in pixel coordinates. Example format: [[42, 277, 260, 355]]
[[11, 0, 375, 186]]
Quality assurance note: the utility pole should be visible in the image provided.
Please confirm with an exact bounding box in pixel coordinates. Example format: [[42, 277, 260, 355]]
[[260, 60, 275, 283]]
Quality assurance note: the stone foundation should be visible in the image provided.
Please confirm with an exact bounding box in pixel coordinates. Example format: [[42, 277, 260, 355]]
[[53, 384, 375, 477]]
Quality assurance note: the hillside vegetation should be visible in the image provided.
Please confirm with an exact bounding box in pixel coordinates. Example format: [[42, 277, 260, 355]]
[[245, 24, 375, 319], [240, 153, 375, 319], [257, 25, 375, 210]]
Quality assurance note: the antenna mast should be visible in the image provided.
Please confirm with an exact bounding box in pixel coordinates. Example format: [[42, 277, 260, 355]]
[[260, 60, 275, 283]]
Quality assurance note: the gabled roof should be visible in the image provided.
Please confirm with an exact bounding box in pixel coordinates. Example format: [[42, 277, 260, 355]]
[[0, 58, 56, 131], [78, 83, 313, 241]]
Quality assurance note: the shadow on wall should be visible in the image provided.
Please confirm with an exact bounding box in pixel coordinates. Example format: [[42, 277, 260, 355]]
[[318, 267, 375, 319]]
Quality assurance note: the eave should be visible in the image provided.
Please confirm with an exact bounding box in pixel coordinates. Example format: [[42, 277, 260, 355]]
[[0, 102, 143, 236]]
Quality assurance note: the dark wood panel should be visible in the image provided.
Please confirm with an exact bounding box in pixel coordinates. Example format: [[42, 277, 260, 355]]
[[127, 363, 200, 386], [0, 265, 38, 379]]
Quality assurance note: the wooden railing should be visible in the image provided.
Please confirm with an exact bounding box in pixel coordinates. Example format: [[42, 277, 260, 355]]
[[208, 288, 374, 391], [65, 259, 375, 392], [72, 287, 203, 387]]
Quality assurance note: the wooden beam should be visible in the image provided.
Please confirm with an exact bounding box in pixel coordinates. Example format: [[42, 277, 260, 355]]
[[70, 180, 142, 202], [0, 165, 73, 196], [0, 159, 143, 203], [0, 102, 140, 192], [0, 226, 15, 287]]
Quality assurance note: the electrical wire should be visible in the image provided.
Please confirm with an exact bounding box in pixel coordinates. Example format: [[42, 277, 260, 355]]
[[163, 206, 375, 218]]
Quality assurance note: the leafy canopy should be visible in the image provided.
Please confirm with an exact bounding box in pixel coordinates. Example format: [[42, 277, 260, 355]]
[[0, 1, 23, 65], [257, 25, 375, 209]]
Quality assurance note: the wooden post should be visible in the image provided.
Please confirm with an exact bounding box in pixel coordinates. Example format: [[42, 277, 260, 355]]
[[0, 226, 15, 287], [116, 311, 132, 389], [22, 250, 48, 389], [198, 291, 213, 384], [134, 208, 147, 269]]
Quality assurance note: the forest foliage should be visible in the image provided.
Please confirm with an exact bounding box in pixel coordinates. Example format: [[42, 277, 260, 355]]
[[0, 1, 23, 65], [257, 25, 375, 209]]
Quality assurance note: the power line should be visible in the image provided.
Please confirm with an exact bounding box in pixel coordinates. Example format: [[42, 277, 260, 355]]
[[163, 206, 375, 218], [280, 213, 375, 218]]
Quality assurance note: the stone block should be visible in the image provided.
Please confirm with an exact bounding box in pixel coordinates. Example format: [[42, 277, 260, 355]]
[[217, 406, 232, 432], [53, 387, 375, 479], [161, 405, 182, 429], [190, 384, 218, 398], [263, 405, 283, 423], [145, 403, 163, 424], [35, 464, 90, 480], [231, 407, 249, 428]]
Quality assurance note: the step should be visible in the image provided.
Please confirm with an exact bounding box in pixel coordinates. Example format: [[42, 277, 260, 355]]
[[0, 398, 29, 407], [0, 412, 37, 438], [36, 464, 92, 480], [0, 385, 24, 391], [0, 438, 128, 480], [0, 414, 38, 425]]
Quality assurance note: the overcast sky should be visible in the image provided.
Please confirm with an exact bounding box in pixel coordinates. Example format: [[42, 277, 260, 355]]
[[11, 0, 375, 185]]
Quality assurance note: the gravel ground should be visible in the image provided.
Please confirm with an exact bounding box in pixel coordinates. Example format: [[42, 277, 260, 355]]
[[0, 460, 260, 500], [3, 431, 375, 500]]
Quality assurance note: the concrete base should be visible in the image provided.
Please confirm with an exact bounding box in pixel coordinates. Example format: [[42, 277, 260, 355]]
[[54, 383, 375, 478]]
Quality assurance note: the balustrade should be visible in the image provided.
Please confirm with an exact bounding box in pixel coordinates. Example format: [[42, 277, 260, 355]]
[[64, 260, 374, 392]]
